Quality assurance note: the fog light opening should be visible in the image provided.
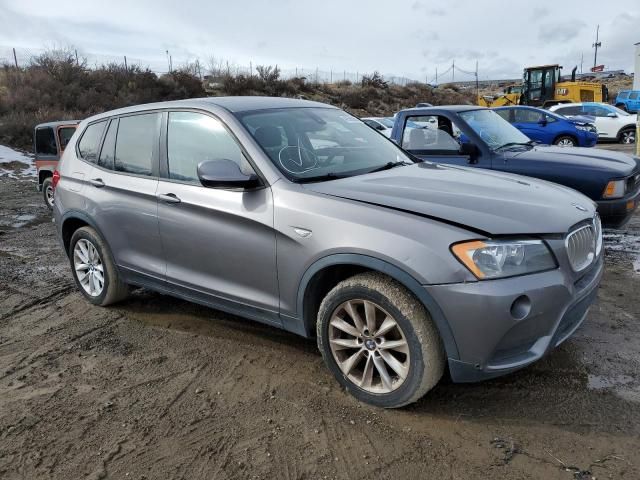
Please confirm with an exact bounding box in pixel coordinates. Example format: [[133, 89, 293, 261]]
[[510, 295, 531, 320]]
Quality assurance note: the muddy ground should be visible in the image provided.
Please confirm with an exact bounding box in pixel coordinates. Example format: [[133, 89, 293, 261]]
[[1, 146, 639, 479]]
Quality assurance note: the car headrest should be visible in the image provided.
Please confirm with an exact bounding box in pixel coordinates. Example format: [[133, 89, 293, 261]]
[[254, 126, 282, 149]]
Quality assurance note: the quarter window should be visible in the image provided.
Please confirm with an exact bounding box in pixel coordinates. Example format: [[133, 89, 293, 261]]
[[58, 127, 76, 151], [35, 127, 57, 156], [78, 121, 107, 163], [401, 115, 461, 153], [114, 113, 160, 176], [167, 111, 248, 183]]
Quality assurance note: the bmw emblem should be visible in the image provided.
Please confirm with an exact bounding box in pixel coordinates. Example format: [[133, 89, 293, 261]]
[[572, 203, 588, 212]]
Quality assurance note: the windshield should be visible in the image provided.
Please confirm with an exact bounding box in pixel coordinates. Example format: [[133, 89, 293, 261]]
[[609, 105, 630, 116], [459, 109, 531, 150], [239, 107, 413, 182]]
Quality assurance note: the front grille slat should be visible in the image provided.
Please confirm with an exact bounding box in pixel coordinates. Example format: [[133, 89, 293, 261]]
[[566, 219, 600, 272]]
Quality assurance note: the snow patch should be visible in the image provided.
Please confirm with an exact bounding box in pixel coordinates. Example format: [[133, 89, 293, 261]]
[[0, 144, 36, 177]]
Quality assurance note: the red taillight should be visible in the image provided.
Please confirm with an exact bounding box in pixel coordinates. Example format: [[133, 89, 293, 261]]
[[52, 170, 60, 190]]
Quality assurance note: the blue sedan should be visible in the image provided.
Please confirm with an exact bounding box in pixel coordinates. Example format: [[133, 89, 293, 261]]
[[494, 106, 598, 147]]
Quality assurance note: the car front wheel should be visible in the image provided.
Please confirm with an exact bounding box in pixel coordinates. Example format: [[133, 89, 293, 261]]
[[553, 135, 577, 147], [69, 226, 129, 306], [317, 272, 444, 408], [618, 128, 635, 144]]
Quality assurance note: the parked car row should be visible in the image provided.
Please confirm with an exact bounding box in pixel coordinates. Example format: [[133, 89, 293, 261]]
[[38, 96, 638, 408], [549, 103, 637, 144]]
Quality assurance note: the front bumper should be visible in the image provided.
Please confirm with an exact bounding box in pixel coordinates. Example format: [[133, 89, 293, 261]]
[[426, 255, 603, 383], [597, 187, 640, 228]]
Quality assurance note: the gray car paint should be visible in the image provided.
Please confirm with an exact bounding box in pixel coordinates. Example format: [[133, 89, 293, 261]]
[[54, 97, 602, 383]]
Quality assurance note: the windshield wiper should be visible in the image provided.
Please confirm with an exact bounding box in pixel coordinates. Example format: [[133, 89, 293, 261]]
[[295, 172, 345, 184], [366, 161, 411, 174], [495, 140, 535, 151]]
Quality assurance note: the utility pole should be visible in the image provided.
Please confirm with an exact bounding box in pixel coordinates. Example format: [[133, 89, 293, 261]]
[[435, 67, 438, 85], [580, 53, 584, 74], [475, 60, 479, 99], [166, 50, 170, 73], [75, 49, 79, 66], [452, 59, 455, 83], [592, 24, 601, 69], [12, 47, 18, 68], [124, 56, 128, 70]]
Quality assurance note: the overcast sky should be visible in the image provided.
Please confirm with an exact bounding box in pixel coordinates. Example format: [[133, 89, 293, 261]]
[[1, 0, 638, 81]]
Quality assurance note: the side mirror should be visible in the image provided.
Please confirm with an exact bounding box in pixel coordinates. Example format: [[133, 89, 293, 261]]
[[606, 112, 617, 118], [197, 159, 260, 189], [459, 142, 479, 162]]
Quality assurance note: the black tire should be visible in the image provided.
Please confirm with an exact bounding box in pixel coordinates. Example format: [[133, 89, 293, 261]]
[[42, 177, 54, 210], [615, 104, 628, 112], [69, 226, 129, 306], [317, 272, 444, 408], [618, 127, 635, 144], [553, 135, 577, 147]]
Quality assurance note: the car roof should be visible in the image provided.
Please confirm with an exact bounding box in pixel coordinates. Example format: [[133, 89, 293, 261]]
[[35, 120, 80, 129], [494, 105, 542, 111], [83, 96, 336, 123], [399, 105, 483, 114]]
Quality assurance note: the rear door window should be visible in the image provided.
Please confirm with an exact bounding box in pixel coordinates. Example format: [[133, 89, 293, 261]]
[[35, 127, 58, 156], [629, 92, 639, 100], [555, 106, 582, 116], [98, 119, 118, 170], [77, 121, 107, 163], [115, 113, 160, 176]]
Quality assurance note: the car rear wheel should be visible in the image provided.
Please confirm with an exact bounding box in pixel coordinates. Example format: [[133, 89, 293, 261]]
[[618, 128, 635, 144], [553, 135, 576, 147], [42, 177, 54, 210], [69, 226, 129, 306], [317, 272, 444, 408]]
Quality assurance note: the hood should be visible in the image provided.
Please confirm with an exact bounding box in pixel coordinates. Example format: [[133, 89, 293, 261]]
[[567, 115, 596, 125], [304, 163, 595, 235], [509, 145, 639, 175]]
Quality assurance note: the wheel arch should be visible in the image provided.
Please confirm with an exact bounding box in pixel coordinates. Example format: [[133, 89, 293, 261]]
[[60, 210, 111, 259], [295, 254, 460, 360]]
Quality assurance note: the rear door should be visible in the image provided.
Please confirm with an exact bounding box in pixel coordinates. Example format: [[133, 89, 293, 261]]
[[85, 112, 165, 282], [629, 92, 640, 113], [156, 110, 279, 322]]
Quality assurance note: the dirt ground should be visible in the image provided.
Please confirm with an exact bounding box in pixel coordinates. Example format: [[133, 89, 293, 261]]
[[1, 145, 639, 480]]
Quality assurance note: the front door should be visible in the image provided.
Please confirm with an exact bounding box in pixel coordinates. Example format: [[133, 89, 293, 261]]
[[156, 111, 279, 323]]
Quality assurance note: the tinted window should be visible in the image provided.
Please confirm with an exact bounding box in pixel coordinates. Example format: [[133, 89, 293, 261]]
[[58, 126, 76, 151], [495, 110, 511, 122], [583, 105, 610, 117], [555, 106, 582, 116], [618, 91, 630, 99], [115, 113, 160, 176], [514, 109, 544, 123], [629, 92, 639, 100], [167, 111, 248, 183], [35, 127, 57, 156], [78, 121, 107, 163], [98, 119, 118, 170]]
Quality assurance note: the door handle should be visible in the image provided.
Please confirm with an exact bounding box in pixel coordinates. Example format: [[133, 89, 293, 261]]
[[88, 178, 105, 188], [157, 193, 181, 204]]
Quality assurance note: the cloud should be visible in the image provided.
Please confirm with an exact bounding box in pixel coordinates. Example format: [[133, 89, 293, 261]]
[[538, 21, 586, 44], [531, 7, 550, 20]]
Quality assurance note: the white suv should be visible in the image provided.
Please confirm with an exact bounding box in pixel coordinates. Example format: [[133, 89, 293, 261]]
[[549, 103, 636, 144]]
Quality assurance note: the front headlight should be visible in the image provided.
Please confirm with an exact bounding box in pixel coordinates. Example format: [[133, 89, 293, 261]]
[[575, 125, 590, 132], [451, 239, 556, 280], [602, 179, 626, 199]]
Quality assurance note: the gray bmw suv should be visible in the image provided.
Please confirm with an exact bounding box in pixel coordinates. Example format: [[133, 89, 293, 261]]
[[53, 97, 603, 408]]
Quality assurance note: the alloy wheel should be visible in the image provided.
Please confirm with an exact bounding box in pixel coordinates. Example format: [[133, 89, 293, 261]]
[[556, 138, 575, 147], [45, 185, 54, 207], [328, 299, 410, 394], [73, 239, 104, 297], [621, 130, 635, 144]]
